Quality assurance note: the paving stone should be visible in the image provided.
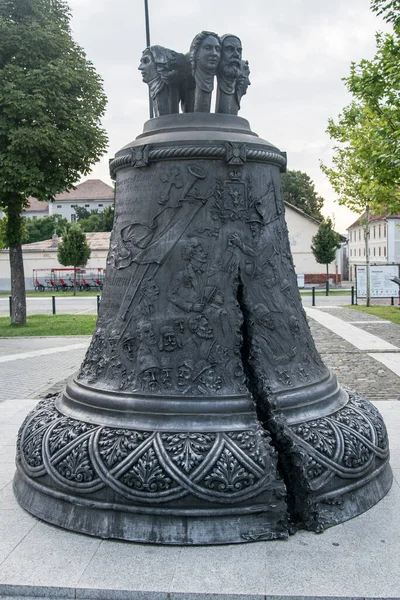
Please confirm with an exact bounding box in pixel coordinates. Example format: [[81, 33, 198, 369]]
[[0, 522, 101, 588], [0, 336, 90, 403], [0, 510, 37, 566], [0, 482, 15, 509], [307, 318, 400, 401], [170, 542, 267, 596], [78, 541, 181, 592]]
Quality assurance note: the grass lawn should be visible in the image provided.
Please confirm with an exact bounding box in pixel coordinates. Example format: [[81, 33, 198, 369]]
[[0, 314, 97, 337], [347, 305, 400, 325]]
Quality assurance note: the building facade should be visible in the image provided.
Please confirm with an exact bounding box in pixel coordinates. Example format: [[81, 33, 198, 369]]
[[19, 179, 114, 222], [347, 213, 400, 281]]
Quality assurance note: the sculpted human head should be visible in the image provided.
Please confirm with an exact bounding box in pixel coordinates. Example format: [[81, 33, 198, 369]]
[[159, 324, 181, 353], [189, 31, 221, 76], [138, 48, 158, 83], [182, 238, 208, 265], [219, 34, 242, 80]]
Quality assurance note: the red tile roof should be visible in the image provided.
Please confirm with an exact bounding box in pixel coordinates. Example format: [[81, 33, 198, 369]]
[[24, 197, 49, 212], [348, 212, 400, 229], [54, 179, 114, 201]]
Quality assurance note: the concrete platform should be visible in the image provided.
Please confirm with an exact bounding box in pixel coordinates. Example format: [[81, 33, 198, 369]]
[[1, 399, 400, 600]]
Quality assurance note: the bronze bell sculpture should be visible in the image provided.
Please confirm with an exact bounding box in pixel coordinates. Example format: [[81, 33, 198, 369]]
[[13, 32, 392, 544]]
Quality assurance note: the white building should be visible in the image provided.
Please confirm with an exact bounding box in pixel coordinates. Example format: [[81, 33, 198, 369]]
[[20, 179, 114, 222], [21, 197, 49, 220], [284, 202, 342, 284], [347, 213, 400, 281], [0, 233, 110, 290]]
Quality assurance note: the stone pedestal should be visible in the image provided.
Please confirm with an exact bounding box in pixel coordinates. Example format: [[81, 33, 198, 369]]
[[13, 114, 392, 543]]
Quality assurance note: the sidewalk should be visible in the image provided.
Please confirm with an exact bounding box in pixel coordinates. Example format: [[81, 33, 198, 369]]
[[0, 301, 399, 599]]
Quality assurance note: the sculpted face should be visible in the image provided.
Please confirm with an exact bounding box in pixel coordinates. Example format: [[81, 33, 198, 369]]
[[199, 367, 222, 391], [160, 368, 173, 389], [197, 35, 221, 72], [196, 316, 213, 339], [250, 221, 262, 239], [138, 321, 156, 346], [141, 368, 159, 392], [191, 243, 208, 264], [220, 36, 242, 78], [177, 363, 192, 388], [162, 331, 178, 352], [138, 50, 158, 83]]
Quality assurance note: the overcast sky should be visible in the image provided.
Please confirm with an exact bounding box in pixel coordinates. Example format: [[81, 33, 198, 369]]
[[67, 0, 391, 233]]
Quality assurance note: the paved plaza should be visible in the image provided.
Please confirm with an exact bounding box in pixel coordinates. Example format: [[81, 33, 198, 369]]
[[0, 296, 399, 599]]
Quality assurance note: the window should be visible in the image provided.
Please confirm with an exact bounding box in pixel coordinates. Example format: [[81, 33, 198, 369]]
[[350, 249, 352, 257], [57, 205, 62, 208], [384, 246, 387, 257], [98, 204, 103, 208], [379, 247, 381, 256], [363, 230, 366, 240], [350, 231, 352, 242], [358, 248, 361, 256], [379, 225, 381, 238], [85, 204, 90, 208], [373, 247, 376, 256], [363, 247, 365, 256], [71, 214, 77, 222], [359, 230, 361, 241], [32, 216, 37, 220], [384, 224, 387, 237], [373, 226, 376, 238]]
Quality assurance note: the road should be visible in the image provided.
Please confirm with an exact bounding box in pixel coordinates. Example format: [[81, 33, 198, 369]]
[[0, 295, 99, 316]]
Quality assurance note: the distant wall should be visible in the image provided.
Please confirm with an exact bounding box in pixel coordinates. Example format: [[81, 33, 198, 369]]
[[0, 248, 108, 291]]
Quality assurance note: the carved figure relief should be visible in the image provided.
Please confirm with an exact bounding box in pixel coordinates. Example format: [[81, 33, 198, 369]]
[[216, 35, 243, 115], [189, 31, 221, 112], [139, 31, 250, 116], [138, 46, 186, 117]]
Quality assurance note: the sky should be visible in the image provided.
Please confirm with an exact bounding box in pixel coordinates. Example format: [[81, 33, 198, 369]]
[[67, 0, 392, 234]]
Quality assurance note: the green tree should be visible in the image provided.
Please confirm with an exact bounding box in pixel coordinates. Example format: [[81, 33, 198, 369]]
[[22, 215, 69, 243], [57, 223, 91, 295], [280, 170, 324, 220], [0, 216, 8, 251], [0, 0, 107, 323], [78, 205, 114, 232], [311, 217, 341, 288], [321, 0, 400, 214], [72, 205, 92, 221]]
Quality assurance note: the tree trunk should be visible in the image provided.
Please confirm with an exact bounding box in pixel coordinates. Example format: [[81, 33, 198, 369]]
[[326, 263, 329, 296], [7, 197, 27, 325], [9, 245, 26, 324]]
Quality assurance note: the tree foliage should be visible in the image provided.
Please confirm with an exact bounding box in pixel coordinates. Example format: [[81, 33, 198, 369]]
[[311, 217, 341, 276], [58, 223, 91, 267], [321, 0, 400, 214], [57, 223, 91, 294], [0, 0, 108, 203], [0, 0, 108, 321], [22, 215, 69, 243], [280, 170, 324, 221], [73, 204, 114, 232]]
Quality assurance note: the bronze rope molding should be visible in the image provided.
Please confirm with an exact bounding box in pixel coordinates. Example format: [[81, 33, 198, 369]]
[[109, 143, 287, 178]]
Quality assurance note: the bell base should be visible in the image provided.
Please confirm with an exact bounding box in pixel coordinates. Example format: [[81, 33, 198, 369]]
[[314, 461, 393, 531], [13, 467, 288, 544]]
